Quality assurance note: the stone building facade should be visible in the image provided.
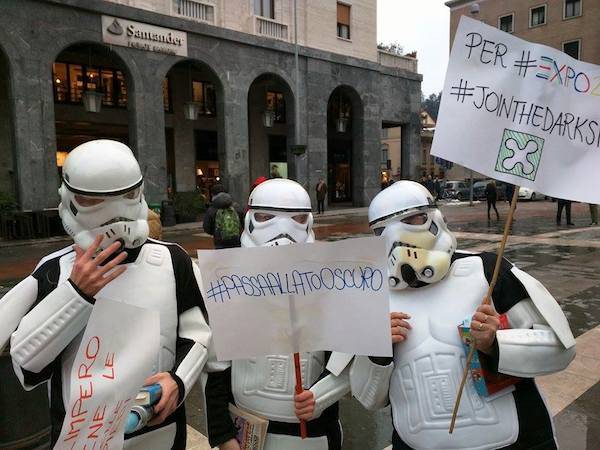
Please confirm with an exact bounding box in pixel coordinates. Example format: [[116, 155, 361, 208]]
[[0, 0, 422, 211]]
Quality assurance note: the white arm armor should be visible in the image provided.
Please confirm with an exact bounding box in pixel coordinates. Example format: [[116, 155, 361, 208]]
[[0, 276, 38, 353], [309, 365, 351, 419], [11, 281, 93, 384], [174, 262, 212, 404], [496, 267, 576, 378], [349, 356, 394, 411]]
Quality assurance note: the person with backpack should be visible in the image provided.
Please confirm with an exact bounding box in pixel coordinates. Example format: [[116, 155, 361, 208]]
[[203, 184, 243, 249]]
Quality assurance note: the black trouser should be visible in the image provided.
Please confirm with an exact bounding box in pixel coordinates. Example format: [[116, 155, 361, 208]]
[[557, 200, 572, 224], [487, 198, 499, 219], [392, 428, 557, 450], [317, 198, 325, 214]]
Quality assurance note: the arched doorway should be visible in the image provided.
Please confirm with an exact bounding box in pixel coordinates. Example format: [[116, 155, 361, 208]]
[[247, 74, 295, 183], [52, 42, 131, 177], [162, 60, 224, 201], [0, 48, 15, 204], [327, 86, 362, 205]]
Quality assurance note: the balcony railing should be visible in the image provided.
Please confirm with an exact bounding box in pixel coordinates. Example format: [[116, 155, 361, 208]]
[[172, 0, 215, 24], [254, 16, 289, 41], [378, 50, 418, 72]]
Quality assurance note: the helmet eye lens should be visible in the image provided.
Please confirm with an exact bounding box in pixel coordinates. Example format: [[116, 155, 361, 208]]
[[74, 195, 104, 207], [401, 213, 428, 225], [254, 212, 275, 223], [292, 214, 309, 224], [124, 188, 140, 199], [373, 227, 385, 236]]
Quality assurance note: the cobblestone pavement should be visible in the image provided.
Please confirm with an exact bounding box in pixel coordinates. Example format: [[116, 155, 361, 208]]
[[1, 199, 599, 449]]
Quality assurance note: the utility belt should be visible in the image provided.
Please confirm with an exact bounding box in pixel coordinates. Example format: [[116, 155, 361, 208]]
[[266, 403, 340, 438]]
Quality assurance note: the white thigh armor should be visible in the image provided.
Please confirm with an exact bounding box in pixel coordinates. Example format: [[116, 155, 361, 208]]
[[264, 433, 328, 450], [231, 352, 325, 422], [389, 256, 519, 450]]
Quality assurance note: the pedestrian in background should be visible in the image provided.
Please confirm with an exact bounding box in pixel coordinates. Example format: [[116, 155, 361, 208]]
[[556, 198, 574, 226], [203, 183, 244, 248], [433, 176, 442, 200], [505, 183, 515, 203], [589, 203, 598, 225], [316, 178, 328, 214], [485, 180, 500, 221]]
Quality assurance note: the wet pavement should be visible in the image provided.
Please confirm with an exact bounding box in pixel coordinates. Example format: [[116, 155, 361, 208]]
[[1, 199, 599, 449]]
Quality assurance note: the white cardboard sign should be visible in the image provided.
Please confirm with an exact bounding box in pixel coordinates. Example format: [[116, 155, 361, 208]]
[[197, 237, 392, 361], [432, 16, 600, 203], [54, 299, 159, 450]]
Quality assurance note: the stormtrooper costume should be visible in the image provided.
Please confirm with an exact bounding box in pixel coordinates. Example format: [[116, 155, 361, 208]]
[[204, 178, 390, 450], [357, 181, 576, 450], [6, 140, 211, 450]]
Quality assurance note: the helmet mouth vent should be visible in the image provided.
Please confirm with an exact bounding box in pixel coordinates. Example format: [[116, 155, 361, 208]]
[[400, 264, 419, 287]]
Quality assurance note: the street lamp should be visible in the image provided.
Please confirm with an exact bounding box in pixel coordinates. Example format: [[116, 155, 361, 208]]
[[262, 110, 275, 128], [83, 90, 103, 113]]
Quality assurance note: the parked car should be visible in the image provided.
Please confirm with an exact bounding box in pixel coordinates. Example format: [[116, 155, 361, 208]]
[[473, 180, 508, 201], [518, 186, 545, 200], [443, 180, 471, 201]]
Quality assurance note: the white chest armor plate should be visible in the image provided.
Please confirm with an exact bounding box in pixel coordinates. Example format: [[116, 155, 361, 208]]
[[232, 352, 325, 422], [58, 244, 179, 378], [389, 256, 518, 450]]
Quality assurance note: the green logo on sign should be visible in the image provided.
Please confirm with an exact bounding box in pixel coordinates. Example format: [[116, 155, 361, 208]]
[[495, 129, 544, 181]]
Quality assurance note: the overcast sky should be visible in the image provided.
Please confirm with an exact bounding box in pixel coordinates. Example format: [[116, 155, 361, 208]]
[[377, 0, 450, 97]]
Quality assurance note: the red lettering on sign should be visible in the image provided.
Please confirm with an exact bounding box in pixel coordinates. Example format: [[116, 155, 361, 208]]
[[86, 336, 100, 360], [102, 353, 115, 380]]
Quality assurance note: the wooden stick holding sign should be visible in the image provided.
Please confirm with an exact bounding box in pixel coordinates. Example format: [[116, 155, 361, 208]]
[[288, 294, 307, 439], [449, 186, 520, 434], [293, 352, 308, 439]]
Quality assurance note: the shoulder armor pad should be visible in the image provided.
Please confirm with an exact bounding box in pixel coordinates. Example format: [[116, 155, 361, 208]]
[[510, 267, 575, 348]]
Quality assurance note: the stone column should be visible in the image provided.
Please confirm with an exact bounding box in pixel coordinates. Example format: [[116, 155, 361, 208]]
[[401, 115, 422, 181], [11, 57, 59, 210], [358, 96, 382, 207], [127, 62, 168, 205], [220, 82, 250, 205]]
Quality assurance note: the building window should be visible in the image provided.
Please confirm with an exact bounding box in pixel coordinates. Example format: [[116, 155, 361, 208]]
[[173, 0, 215, 23], [564, 0, 582, 19], [563, 40, 581, 59], [337, 3, 351, 40], [192, 80, 217, 116], [498, 14, 514, 33], [530, 5, 547, 27], [254, 0, 274, 19], [53, 62, 68, 102], [266, 91, 286, 123], [163, 78, 171, 112], [52, 62, 127, 107]]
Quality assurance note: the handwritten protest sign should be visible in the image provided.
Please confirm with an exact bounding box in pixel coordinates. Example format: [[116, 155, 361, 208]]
[[432, 16, 600, 203], [54, 299, 159, 450], [197, 237, 392, 361]]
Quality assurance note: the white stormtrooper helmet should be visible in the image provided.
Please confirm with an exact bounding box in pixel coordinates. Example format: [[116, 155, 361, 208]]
[[58, 140, 149, 251], [368, 180, 456, 290], [241, 178, 315, 248]]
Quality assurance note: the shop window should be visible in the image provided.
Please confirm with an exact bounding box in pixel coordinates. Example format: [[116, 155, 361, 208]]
[[564, 0, 581, 19], [563, 40, 580, 59], [69, 64, 84, 103], [101, 69, 114, 106], [52, 62, 127, 108], [530, 5, 546, 27], [266, 91, 286, 123], [337, 3, 351, 39], [116, 70, 127, 107], [192, 80, 217, 116], [254, 0, 275, 19], [498, 14, 514, 33], [52, 63, 68, 102]]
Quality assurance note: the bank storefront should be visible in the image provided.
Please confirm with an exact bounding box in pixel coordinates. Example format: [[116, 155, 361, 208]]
[[0, 0, 422, 232]]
